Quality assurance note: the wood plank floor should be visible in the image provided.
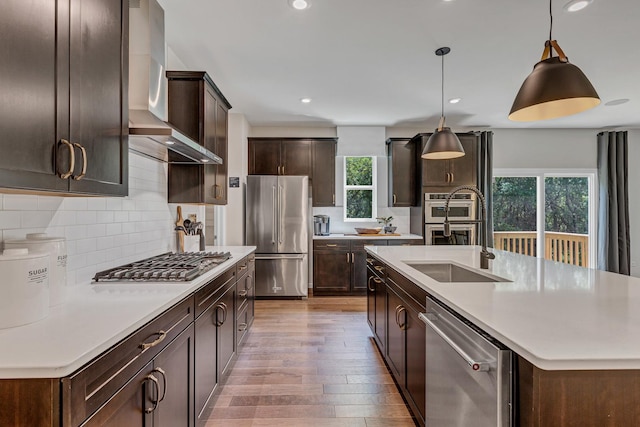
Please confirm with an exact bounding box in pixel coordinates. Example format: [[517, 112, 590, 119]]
[[204, 295, 417, 427]]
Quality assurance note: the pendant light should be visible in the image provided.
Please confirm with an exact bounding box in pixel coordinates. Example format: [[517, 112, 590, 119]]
[[422, 47, 465, 160], [509, 0, 599, 121]]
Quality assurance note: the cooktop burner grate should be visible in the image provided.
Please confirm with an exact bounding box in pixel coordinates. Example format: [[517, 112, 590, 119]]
[[93, 251, 232, 282]]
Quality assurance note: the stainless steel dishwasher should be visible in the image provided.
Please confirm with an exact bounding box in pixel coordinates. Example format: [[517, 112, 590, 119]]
[[419, 296, 513, 426]]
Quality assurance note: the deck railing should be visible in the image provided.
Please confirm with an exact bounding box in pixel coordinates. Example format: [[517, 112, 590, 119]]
[[493, 231, 589, 267]]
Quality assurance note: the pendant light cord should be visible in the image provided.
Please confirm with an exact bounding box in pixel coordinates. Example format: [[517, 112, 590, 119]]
[[441, 53, 444, 119], [549, 0, 553, 41]]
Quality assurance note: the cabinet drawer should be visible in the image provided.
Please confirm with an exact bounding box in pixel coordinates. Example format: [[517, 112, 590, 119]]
[[387, 268, 428, 311], [313, 240, 349, 251], [236, 304, 251, 347], [195, 267, 236, 318], [62, 296, 194, 427], [366, 255, 386, 280], [236, 254, 254, 280]]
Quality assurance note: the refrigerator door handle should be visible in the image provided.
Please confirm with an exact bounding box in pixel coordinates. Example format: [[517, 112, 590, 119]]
[[255, 255, 305, 260], [278, 185, 284, 245], [271, 185, 277, 244]]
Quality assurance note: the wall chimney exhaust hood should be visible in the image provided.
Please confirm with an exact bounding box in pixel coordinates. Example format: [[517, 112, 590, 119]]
[[128, 0, 221, 165]]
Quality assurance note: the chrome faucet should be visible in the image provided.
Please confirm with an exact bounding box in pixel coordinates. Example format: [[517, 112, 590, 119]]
[[443, 185, 495, 269]]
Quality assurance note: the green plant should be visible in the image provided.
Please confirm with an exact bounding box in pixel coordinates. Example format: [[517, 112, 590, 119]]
[[376, 216, 393, 226]]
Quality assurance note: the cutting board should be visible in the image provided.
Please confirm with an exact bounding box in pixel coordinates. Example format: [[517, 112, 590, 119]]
[[344, 233, 403, 237]]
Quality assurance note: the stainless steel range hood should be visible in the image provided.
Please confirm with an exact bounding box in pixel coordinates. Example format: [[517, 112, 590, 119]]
[[128, 0, 221, 164]]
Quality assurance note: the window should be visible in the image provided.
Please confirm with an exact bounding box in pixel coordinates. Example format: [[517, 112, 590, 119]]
[[344, 156, 376, 221], [493, 169, 596, 268]]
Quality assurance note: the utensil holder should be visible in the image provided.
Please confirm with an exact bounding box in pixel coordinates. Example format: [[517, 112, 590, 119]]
[[182, 235, 200, 253]]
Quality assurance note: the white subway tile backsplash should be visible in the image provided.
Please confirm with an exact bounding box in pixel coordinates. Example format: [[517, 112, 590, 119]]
[[4, 195, 39, 210], [0, 154, 181, 289]]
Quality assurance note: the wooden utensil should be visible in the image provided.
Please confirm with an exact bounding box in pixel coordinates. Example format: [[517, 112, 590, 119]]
[[176, 206, 185, 252]]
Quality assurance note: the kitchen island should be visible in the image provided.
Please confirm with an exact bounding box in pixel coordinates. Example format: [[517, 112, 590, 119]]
[[0, 246, 255, 426], [366, 244, 640, 427]]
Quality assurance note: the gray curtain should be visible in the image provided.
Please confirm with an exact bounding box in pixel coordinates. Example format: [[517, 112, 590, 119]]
[[597, 131, 630, 275], [476, 131, 494, 247]]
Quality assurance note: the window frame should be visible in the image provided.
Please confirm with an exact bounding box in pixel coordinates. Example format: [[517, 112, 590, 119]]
[[343, 156, 377, 222], [493, 168, 597, 268]]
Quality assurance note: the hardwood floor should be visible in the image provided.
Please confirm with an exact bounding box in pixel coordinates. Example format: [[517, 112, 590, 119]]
[[204, 295, 416, 427]]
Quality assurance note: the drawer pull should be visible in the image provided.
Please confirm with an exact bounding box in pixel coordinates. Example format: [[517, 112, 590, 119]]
[[238, 265, 247, 271], [238, 322, 248, 332], [140, 330, 166, 351], [366, 258, 374, 265], [72, 142, 87, 180], [374, 266, 384, 273], [152, 367, 167, 402], [367, 276, 376, 292], [143, 373, 160, 414], [239, 289, 248, 297], [373, 277, 382, 284], [58, 139, 75, 179]]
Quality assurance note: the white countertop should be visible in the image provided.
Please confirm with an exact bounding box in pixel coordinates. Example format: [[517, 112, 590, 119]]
[[314, 233, 423, 240], [366, 245, 640, 371], [0, 246, 255, 379]]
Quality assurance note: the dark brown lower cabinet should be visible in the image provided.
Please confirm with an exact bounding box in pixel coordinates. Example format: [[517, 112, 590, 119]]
[[313, 239, 392, 296], [386, 286, 406, 385]]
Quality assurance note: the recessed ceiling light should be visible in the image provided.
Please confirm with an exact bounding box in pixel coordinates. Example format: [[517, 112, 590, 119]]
[[564, 0, 592, 12], [449, 98, 461, 104], [300, 98, 312, 104], [604, 98, 630, 106], [289, 0, 311, 10]]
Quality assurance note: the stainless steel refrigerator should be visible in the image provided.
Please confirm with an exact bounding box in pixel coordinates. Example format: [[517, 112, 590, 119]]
[[246, 175, 309, 298]]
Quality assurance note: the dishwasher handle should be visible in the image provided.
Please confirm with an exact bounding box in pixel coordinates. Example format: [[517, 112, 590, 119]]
[[419, 312, 490, 372]]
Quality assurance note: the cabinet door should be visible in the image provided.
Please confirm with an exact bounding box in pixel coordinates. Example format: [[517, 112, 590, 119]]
[[281, 140, 312, 176], [194, 303, 218, 420], [217, 285, 236, 380], [152, 325, 195, 427], [386, 285, 406, 387], [248, 139, 280, 175], [202, 85, 218, 204], [213, 101, 228, 204], [312, 140, 336, 206], [351, 240, 386, 293], [82, 361, 152, 427], [366, 266, 376, 331], [449, 134, 478, 187], [313, 242, 351, 295], [67, 0, 128, 196], [388, 139, 416, 207], [0, 0, 68, 193], [374, 275, 386, 353]]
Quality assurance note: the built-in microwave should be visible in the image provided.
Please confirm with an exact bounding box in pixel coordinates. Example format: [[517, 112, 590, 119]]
[[424, 193, 476, 224], [425, 223, 475, 246]]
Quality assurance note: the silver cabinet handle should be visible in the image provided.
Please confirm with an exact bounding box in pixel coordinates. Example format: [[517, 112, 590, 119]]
[[239, 289, 248, 297], [72, 142, 87, 180], [346, 253, 350, 263], [397, 306, 407, 330], [393, 194, 397, 205], [143, 373, 160, 414], [58, 139, 75, 179], [419, 312, 490, 372], [140, 331, 166, 351]]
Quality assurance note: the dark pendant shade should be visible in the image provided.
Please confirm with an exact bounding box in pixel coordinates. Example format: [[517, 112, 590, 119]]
[[509, 56, 600, 121], [421, 127, 465, 159]]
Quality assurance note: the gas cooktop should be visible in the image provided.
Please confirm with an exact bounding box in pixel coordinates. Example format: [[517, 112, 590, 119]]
[[93, 251, 232, 282]]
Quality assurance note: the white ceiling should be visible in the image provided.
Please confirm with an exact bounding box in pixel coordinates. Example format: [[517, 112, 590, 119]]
[[158, 0, 639, 129]]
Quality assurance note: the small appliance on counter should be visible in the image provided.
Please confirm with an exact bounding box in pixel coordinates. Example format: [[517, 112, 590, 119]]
[[0, 248, 49, 329], [4, 233, 67, 306], [313, 215, 330, 236]]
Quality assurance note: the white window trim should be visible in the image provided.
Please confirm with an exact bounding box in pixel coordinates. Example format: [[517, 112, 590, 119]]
[[343, 156, 377, 222], [493, 168, 597, 269]]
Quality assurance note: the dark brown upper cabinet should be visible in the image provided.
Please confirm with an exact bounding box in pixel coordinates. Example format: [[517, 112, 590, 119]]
[[386, 138, 417, 207], [166, 71, 232, 205], [413, 132, 478, 191], [312, 139, 336, 206], [249, 138, 337, 207], [0, 0, 129, 196], [248, 138, 312, 176]]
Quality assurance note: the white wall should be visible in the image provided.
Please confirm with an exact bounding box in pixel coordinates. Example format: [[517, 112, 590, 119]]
[[0, 153, 183, 287], [220, 113, 250, 245]]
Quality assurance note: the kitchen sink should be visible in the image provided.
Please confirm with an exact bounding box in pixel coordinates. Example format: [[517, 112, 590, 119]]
[[405, 262, 510, 283]]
